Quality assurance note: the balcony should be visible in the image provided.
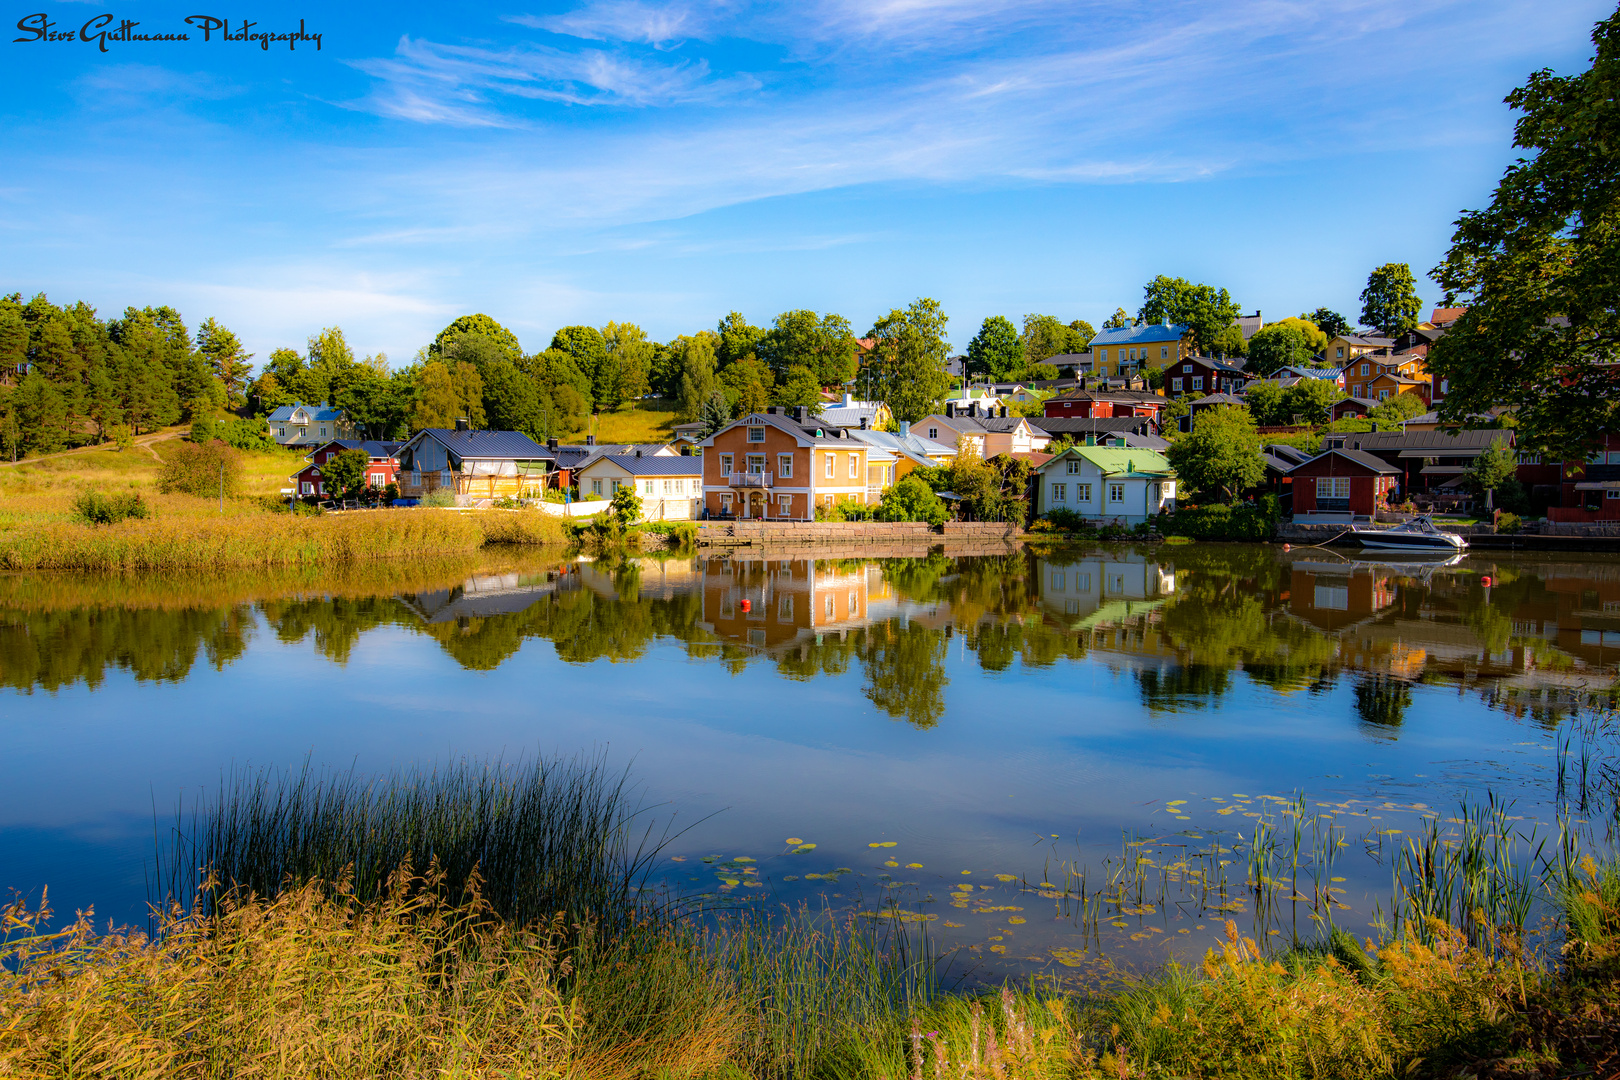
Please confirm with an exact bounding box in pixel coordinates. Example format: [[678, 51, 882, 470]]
[[728, 471, 774, 489]]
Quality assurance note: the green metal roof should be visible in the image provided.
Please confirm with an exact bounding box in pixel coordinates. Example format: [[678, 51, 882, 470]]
[[1047, 445, 1176, 477]]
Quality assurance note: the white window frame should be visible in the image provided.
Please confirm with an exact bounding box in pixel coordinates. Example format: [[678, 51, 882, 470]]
[[409, 470, 421, 487], [777, 493, 792, 514], [746, 454, 766, 474], [825, 455, 834, 479], [719, 454, 733, 476], [927, 427, 938, 440], [778, 453, 793, 478], [1077, 483, 1092, 503], [1109, 483, 1125, 503], [1316, 476, 1351, 500], [643, 480, 655, 495], [1066, 460, 1080, 474], [1052, 572, 1065, 590], [1051, 482, 1066, 502], [1171, 378, 1183, 393], [1160, 346, 1169, 359], [720, 493, 733, 511], [663, 480, 674, 494], [849, 454, 859, 479], [591, 479, 603, 495], [369, 474, 385, 489], [747, 424, 765, 443]]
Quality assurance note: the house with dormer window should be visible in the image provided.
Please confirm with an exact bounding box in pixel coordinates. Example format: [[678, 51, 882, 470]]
[[699, 409, 873, 519], [266, 403, 356, 448]]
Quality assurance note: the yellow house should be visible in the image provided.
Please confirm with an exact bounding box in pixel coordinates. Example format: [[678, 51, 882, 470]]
[[1344, 354, 1430, 399], [1365, 371, 1429, 405], [1088, 322, 1194, 379], [1326, 334, 1395, 367]]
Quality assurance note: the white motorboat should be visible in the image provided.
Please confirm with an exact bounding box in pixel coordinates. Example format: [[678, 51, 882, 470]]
[[1352, 515, 1469, 552]]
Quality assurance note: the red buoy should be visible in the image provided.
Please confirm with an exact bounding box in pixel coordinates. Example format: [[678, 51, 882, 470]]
[[740, 599, 751, 612], [1481, 576, 1492, 588], [1282, 543, 1291, 552]]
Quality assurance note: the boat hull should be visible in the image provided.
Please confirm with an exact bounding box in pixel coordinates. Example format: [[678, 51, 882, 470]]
[[1354, 530, 1467, 551]]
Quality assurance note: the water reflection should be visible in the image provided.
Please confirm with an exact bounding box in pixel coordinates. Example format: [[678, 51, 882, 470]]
[[2, 547, 1616, 719]]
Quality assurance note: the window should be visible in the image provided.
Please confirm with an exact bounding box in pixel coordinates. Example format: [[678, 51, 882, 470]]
[[849, 593, 859, 615], [369, 474, 385, 489], [591, 479, 603, 495], [720, 493, 733, 511], [1378, 389, 1390, 401], [825, 596, 834, 617], [1066, 460, 1080, 474], [1076, 483, 1092, 502], [848, 454, 859, 479], [1098, 349, 1108, 362], [643, 480, 655, 495], [747, 454, 765, 474], [1128, 348, 1137, 361], [1360, 364, 1369, 376], [319, 426, 327, 437], [1336, 347, 1345, 358], [778, 494, 793, 515], [1608, 452, 1620, 465], [409, 470, 421, 486], [297, 426, 307, 438], [277, 426, 286, 438], [1051, 572, 1065, 590], [1182, 364, 1192, 373], [1316, 476, 1351, 501], [1171, 378, 1183, 393], [663, 480, 674, 494], [1107, 483, 1125, 503], [1051, 482, 1067, 502], [1161, 346, 1169, 359], [825, 455, 835, 478], [778, 453, 793, 478], [747, 425, 765, 442], [927, 427, 938, 440], [720, 454, 733, 476], [779, 594, 794, 618], [300, 481, 313, 495], [1609, 491, 1620, 500], [440, 469, 453, 489], [1440, 379, 1449, 393], [1191, 377, 1204, 391]]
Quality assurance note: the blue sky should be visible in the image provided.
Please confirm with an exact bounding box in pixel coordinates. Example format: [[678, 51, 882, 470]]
[[2, 0, 1611, 367]]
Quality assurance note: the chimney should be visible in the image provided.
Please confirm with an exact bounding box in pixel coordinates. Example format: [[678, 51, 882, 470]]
[[946, 401, 956, 418], [586, 434, 595, 446], [842, 392, 853, 407], [860, 416, 868, 429], [899, 420, 910, 438], [635, 449, 643, 457], [681, 445, 691, 456], [766, 405, 778, 415], [547, 436, 558, 451], [795, 405, 808, 423], [455, 417, 470, 432]]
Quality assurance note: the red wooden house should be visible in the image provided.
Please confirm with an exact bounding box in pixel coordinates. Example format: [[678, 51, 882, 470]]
[[293, 440, 403, 499], [1289, 448, 1400, 518], [1551, 433, 1620, 522]]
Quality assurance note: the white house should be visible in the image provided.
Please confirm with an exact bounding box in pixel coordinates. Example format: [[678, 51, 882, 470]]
[[1034, 445, 1177, 524], [574, 453, 704, 520], [266, 403, 355, 448]]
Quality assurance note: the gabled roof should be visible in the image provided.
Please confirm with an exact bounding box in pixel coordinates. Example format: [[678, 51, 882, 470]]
[[1371, 373, 1424, 386], [1292, 448, 1400, 475], [406, 429, 550, 460], [1035, 445, 1175, 477], [846, 428, 957, 463], [699, 412, 849, 449], [1190, 393, 1246, 406], [576, 454, 702, 477], [1322, 428, 1513, 453], [1090, 322, 1188, 346], [1274, 365, 1343, 381], [1029, 416, 1154, 435], [268, 402, 346, 423], [1335, 334, 1395, 348], [1334, 397, 1382, 410], [302, 439, 402, 462], [818, 405, 884, 428]]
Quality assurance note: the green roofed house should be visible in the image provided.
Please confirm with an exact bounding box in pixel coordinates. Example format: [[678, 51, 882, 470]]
[[1033, 444, 1177, 524]]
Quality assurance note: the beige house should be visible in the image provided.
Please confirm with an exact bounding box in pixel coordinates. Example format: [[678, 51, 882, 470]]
[[920, 405, 1049, 458], [574, 454, 703, 520]]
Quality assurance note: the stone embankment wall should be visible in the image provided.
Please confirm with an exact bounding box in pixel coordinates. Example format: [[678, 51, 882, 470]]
[[697, 521, 1022, 547]]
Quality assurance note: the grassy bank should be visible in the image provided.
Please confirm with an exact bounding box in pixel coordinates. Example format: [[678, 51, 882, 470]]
[[7, 755, 1620, 1078]]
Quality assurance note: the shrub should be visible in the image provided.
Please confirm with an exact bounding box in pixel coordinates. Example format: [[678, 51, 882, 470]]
[[875, 476, 947, 525], [419, 489, 456, 508], [158, 440, 243, 499], [1042, 507, 1089, 532], [215, 416, 277, 451], [1496, 511, 1522, 534], [110, 424, 134, 452], [72, 490, 150, 525], [189, 412, 216, 444], [1158, 495, 1279, 542]]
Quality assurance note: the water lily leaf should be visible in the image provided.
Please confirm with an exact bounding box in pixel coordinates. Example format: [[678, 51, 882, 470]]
[[1007, 916, 1026, 924], [786, 838, 803, 845], [734, 856, 755, 863], [906, 863, 923, 869], [884, 860, 899, 867], [869, 841, 898, 848], [783, 875, 800, 882], [995, 874, 1017, 882]]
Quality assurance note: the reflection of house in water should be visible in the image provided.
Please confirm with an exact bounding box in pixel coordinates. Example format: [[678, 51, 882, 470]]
[[397, 569, 579, 624], [1288, 561, 1400, 634], [696, 558, 945, 654], [1035, 553, 1181, 662]]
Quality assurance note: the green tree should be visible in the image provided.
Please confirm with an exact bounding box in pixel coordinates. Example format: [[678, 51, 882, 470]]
[[1246, 325, 1317, 376], [1137, 276, 1242, 355], [1243, 380, 1286, 426], [159, 439, 243, 498], [757, 310, 858, 387], [196, 318, 253, 409], [481, 359, 543, 437], [1359, 263, 1423, 337], [698, 392, 732, 437], [772, 365, 823, 412], [601, 321, 653, 410], [550, 326, 610, 412], [875, 475, 947, 524], [1068, 319, 1096, 349], [719, 357, 773, 415], [675, 333, 722, 423], [0, 300, 26, 382], [608, 483, 642, 526], [451, 361, 485, 428], [1304, 308, 1351, 339], [412, 360, 459, 431], [966, 316, 1023, 383], [865, 298, 951, 422], [714, 312, 762, 368], [431, 314, 522, 361], [1020, 314, 1075, 367], [1465, 436, 1519, 510], [1368, 392, 1428, 424], [1166, 406, 1265, 503], [1210, 325, 1247, 358], [323, 447, 370, 495], [189, 410, 216, 444], [1102, 308, 1133, 330], [1429, 6, 1620, 458], [1278, 379, 1344, 425]]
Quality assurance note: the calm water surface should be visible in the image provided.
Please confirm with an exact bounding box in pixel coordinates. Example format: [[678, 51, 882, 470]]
[[3, 544, 1618, 980]]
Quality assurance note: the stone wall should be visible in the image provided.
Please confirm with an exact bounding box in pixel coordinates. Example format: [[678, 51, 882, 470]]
[[696, 521, 1023, 548]]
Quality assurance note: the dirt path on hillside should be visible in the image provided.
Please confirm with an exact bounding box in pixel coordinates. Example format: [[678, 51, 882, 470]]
[[0, 429, 183, 467]]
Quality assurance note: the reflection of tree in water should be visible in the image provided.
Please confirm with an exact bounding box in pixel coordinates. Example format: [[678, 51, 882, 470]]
[[0, 605, 255, 693], [1155, 564, 1335, 696], [1354, 676, 1412, 730], [1136, 665, 1233, 713], [860, 620, 948, 728]]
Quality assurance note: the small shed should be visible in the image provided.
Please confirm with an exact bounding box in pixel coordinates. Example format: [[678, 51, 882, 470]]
[[1288, 448, 1400, 519]]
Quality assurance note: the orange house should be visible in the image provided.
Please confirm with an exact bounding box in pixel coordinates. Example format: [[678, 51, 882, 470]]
[[699, 410, 872, 520]]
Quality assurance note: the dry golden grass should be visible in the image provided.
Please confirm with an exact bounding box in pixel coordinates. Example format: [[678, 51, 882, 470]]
[[569, 400, 680, 446]]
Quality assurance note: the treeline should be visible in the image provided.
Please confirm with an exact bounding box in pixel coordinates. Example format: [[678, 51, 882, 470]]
[[0, 293, 251, 458]]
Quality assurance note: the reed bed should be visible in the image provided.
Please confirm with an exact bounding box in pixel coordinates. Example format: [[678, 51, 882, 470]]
[[157, 755, 661, 932]]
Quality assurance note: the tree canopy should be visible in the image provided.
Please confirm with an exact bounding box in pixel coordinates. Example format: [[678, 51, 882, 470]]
[[966, 316, 1023, 383], [430, 315, 522, 362], [1137, 276, 1243, 356], [1304, 308, 1351, 339], [756, 310, 857, 388], [865, 299, 952, 422], [1429, 4, 1620, 457], [1359, 263, 1424, 337], [1166, 406, 1265, 503]]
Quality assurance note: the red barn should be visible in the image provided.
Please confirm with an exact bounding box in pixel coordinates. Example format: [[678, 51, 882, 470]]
[[1290, 448, 1401, 518], [293, 440, 403, 499]]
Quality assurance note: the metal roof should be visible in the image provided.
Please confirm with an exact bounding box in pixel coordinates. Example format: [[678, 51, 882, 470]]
[[268, 402, 347, 422], [408, 428, 551, 460], [1090, 323, 1189, 346], [1291, 448, 1401, 474], [576, 454, 702, 476], [1029, 416, 1153, 434], [1037, 445, 1175, 477]]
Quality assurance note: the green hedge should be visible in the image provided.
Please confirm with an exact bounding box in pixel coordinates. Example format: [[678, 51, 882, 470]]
[[1157, 496, 1279, 541]]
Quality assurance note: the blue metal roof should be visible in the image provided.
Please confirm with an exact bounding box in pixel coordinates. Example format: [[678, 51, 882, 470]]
[[412, 429, 550, 460], [1089, 323, 1188, 347], [578, 454, 702, 476], [267, 402, 347, 422]]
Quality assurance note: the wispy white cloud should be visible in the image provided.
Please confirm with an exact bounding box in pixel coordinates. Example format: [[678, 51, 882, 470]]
[[505, 3, 708, 46]]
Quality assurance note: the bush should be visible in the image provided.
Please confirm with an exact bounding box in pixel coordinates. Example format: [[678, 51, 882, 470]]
[[1159, 495, 1280, 541], [419, 489, 456, 508], [874, 476, 946, 525], [1042, 507, 1090, 532], [72, 490, 150, 525], [1496, 511, 1522, 534], [215, 416, 277, 451], [157, 440, 243, 499]]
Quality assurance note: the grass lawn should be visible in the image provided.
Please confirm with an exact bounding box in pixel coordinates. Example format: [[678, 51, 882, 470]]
[[0, 439, 307, 501], [567, 399, 681, 446]]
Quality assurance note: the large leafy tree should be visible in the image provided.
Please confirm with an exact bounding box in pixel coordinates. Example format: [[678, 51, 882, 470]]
[[757, 310, 858, 387], [714, 312, 762, 369], [550, 326, 610, 412], [1246, 324, 1318, 376], [1430, 4, 1620, 457], [966, 316, 1023, 382], [772, 365, 823, 412], [674, 332, 722, 422], [196, 318, 253, 409], [1166, 406, 1265, 503], [1304, 308, 1351, 339], [1359, 263, 1423, 337], [1020, 314, 1082, 367], [1102, 308, 1133, 330], [866, 299, 952, 422], [1137, 276, 1241, 355], [430, 314, 522, 361], [600, 321, 653, 410]]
